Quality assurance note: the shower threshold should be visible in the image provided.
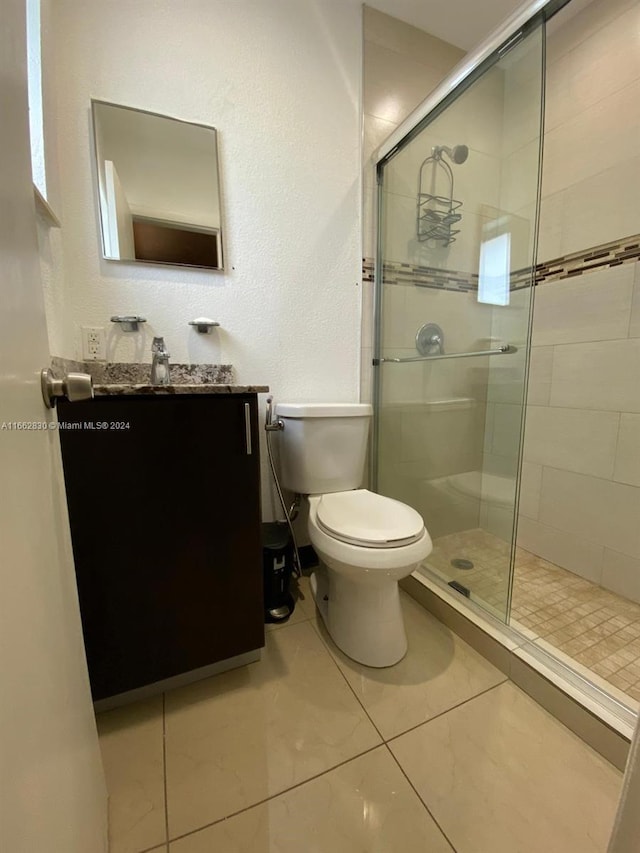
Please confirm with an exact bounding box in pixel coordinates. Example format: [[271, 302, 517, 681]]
[[403, 565, 636, 770]]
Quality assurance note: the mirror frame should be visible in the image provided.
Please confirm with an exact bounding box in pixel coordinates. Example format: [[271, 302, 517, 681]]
[[91, 98, 224, 271]]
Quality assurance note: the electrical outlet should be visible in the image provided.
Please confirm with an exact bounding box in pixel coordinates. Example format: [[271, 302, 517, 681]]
[[81, 326, 107, 361]]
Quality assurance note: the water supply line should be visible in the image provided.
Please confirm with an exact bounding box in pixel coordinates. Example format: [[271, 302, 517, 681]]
[[265, 397, 302, 578]]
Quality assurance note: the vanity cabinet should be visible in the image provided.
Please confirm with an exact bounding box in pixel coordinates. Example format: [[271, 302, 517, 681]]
[[58, 393, 264, 703]]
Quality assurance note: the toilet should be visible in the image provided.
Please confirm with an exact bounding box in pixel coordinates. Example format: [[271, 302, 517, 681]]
[[276, 403, 432, 667]]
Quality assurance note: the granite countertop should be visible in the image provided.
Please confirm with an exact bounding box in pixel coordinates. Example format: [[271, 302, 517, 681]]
[[93, 383, 269, 396], [51, 358, 268, 396]]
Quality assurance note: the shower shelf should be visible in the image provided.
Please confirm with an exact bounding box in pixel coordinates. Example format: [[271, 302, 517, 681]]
[[417, 150, 463, 246]]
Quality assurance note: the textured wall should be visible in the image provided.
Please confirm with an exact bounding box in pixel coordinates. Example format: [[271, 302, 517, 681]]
[[46, 0, 362, 382], [43, 0, 363, 519]]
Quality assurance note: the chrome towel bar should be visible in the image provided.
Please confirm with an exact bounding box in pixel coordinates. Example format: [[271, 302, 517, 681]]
[[373, 344, 517, 365]]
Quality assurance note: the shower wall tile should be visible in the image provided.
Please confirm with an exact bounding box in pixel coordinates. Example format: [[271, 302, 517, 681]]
[[399, 405, 484, 475], [601, 549, 640, 605], [403, 286, 493, 354], [546, 0, 636, 67], [380, 283, 406, 349], [526, 346, 553, 406], [545, 2, 640, 133], [500, 139, 542, 214], [502, 63, 543, 155], [489, 402, 522, 461], [550, 338, 640, 413], [535, 192, 565, 265], [557, 158, 640, 258], [627, 262, 640, 338], [531, 264, 634, 346], [542, 77, 640, 198], [516, 517, 605, 585], [364, 7, 463, 74], [361, 8, 462, 394], [519, 461, 542, 520], [364, 41, 448, 125], [523, 406, 619, 480], [538, 467, 640, 559], [613, 414, 640, 487]]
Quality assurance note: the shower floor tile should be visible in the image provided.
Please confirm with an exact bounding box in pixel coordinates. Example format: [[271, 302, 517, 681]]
[[426, 528, 640, 704]]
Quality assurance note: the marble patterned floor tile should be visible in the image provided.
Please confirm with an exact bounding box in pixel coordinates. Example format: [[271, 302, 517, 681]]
[[169, 747, 453, 853], [390, 681, 622, 853], [293, 573, 318, 620], [96, 696, 166, 853], [164, 621, 382, 838], [313, 591, 507, 740]]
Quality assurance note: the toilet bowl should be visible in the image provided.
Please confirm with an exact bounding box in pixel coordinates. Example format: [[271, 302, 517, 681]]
[[307, 490, 432, 666], [276, 403, 433, 667]]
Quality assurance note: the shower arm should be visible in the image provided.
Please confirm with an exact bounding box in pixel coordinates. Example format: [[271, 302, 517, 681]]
[[373, 344, 517, 365]]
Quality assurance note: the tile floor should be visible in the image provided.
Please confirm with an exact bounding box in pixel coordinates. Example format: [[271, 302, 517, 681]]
[[97, 577, 622, 853], [428, 528, 640, 704]]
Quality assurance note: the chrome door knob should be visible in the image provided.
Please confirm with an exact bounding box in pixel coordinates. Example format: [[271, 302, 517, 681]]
[[41, 368, 94, 409]]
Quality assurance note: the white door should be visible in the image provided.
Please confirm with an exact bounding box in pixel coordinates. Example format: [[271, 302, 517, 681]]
[[0, 2, 107, 851]]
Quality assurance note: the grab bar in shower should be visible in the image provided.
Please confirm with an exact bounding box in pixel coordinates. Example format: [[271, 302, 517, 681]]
[[373, 344, 517, 365]]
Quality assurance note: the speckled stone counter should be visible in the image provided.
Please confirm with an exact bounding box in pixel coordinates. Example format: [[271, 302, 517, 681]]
[[92, 383, 269, 396], [50, 357, 268, 396]]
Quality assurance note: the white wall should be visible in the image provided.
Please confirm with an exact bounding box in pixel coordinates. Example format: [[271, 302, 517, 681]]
[[45, 0, 363, 519], [47, 0, 362, 384]]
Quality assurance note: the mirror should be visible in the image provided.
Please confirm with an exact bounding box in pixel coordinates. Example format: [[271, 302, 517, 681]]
[[91, 100, 223, 270]]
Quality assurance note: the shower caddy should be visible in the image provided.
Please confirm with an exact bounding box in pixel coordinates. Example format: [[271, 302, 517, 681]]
[[416, 147, 463, 246]]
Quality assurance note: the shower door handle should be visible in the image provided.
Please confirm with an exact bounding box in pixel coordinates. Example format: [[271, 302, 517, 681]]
[[373, 344, 517, 365]]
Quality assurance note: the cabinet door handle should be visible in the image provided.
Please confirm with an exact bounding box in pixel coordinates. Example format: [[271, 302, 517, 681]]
[[244, 403, 252, 455]]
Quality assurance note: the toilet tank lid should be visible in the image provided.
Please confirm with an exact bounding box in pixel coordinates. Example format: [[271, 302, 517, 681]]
[[276, 403, 372, 418]]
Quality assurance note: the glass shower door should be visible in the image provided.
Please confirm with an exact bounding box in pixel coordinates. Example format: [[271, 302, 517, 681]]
[[374, 22, 544, 622]]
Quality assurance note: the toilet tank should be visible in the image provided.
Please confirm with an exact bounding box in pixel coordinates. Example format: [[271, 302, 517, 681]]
[[275, 403, 372, 495]]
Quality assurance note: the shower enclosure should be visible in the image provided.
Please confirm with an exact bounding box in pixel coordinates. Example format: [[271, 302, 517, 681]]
[[374, 17, 544, 623], [372, 0, 640, 731]]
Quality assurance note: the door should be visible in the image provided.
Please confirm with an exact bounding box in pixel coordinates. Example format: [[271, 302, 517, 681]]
[[374, 21, 545, 622], [0, 2, 107, 851]]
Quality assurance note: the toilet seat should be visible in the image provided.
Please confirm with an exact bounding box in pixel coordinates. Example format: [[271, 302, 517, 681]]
[[315, 489, 425, 549]]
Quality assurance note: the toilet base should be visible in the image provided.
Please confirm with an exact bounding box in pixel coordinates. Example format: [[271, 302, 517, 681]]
[[311, 567, 408, 668]]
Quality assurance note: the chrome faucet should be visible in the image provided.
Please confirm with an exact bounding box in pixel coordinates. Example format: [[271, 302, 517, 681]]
[[151, 337, 171, 385]]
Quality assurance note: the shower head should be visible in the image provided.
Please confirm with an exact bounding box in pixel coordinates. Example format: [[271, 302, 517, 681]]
[[435, 144, 469, 164]]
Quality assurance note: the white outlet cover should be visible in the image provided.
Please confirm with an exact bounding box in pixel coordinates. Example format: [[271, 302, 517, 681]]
[[81, 326, 107, 361]]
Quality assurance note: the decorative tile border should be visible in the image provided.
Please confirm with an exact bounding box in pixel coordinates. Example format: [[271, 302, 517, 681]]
[[535, 235, 640, 285], [363, 233, 640, 293], [362, 258, 478, 292]]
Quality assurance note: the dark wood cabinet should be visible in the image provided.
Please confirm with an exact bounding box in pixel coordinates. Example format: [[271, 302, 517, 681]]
[[58, 394, 264, 703]]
